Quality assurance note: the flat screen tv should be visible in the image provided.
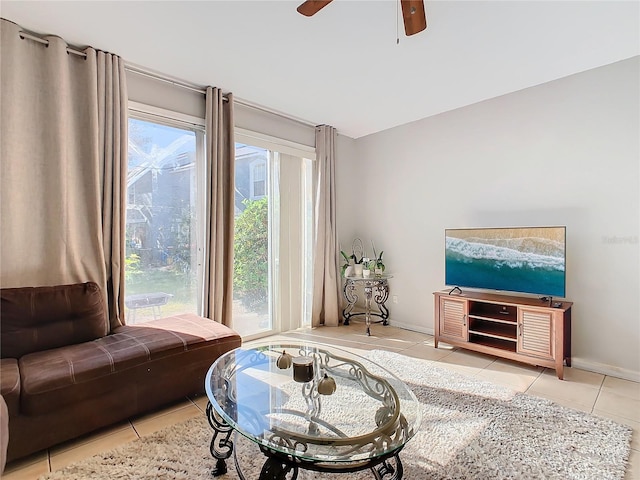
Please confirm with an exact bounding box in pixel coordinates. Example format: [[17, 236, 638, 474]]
[[445, 226, 566, 298]]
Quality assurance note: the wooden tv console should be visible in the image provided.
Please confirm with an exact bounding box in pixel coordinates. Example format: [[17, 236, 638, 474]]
[[433, 290, 572, 380]]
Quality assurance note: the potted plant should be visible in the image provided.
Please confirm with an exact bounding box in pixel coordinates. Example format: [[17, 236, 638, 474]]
[[340, 251, 355, 277], [374, 251, 385, 275], [351, 238, 364, 276], [371, 241, 385, 275], [362, 257, 371, 278], [364, 258, 379, 278]]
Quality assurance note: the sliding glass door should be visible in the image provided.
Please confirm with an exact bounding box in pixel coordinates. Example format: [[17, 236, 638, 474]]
[[125, 114, 204, 323], [233, 134, 314, 338], [124, 110, 313, 337]]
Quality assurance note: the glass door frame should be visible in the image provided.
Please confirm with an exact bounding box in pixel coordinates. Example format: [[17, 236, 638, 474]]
[[235, 129, 315, 340], [127, 101, 207, 317]]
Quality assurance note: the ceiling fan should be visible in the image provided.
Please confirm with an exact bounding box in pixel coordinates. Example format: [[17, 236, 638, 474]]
[[297, 0, 427, 37]]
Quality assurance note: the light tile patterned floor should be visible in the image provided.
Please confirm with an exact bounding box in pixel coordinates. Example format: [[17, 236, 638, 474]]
[[4, 323, 639, 479]]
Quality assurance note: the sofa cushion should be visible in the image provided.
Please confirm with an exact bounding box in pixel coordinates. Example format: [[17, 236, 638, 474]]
[[1, 282, 108, 359], [0, 359, 20, 416], [19, 314, 240, 415]]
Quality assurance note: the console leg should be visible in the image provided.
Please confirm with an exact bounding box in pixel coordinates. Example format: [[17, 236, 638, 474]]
[[364, 284, 373, 336], [342, 280, 357, 325]]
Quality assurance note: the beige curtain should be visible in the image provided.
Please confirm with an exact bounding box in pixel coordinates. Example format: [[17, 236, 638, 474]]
[[203, 87, 235, 327], [311, 125, 341, 327], [0, 19, 128, 330], [96, 51, 128, 329]]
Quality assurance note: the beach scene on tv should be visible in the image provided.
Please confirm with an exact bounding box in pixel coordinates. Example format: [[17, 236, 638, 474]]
[[445, 227, 566, 297]]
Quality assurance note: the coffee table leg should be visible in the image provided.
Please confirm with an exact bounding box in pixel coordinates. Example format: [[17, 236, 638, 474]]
[[206, 401, 234, 476], [372, 454, 404, 480]]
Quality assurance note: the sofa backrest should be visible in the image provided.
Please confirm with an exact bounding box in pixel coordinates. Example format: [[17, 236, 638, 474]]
[[1, 282, 108, 358]]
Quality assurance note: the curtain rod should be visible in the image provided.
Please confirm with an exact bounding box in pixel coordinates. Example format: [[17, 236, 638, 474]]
[[125, 63, 210, 96], [125, 63, 317, 129], [17, 28, 316, 129], [19, 30, 87, 58]]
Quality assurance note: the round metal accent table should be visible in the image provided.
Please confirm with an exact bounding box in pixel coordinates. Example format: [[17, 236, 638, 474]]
[[204, 342, 421, 480]]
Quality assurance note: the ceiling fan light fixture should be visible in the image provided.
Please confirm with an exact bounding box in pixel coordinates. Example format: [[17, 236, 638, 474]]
[[401, 0, 427, 36], [297, 0, 333, 17], [296, 0, 427, 37]]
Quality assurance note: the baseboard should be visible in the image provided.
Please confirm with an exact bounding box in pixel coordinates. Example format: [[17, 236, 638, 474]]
[[387, 319, 640, 383], [570, 358, 640, 383], [387, 318, 432, 336]]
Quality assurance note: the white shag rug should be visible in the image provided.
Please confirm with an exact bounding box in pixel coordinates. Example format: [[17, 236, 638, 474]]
[[40, 350, 632, 480]]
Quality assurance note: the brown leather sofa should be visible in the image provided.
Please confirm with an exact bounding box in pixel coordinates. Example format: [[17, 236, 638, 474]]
[[1, 394, 7, 473], [0, 282, 242, 462]]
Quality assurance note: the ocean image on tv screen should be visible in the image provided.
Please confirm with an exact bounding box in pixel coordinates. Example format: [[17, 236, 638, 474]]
[[445, 227, 566, 297]]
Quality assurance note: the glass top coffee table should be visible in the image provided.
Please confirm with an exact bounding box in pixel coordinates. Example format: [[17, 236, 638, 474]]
[[204, 342, 421, 479]]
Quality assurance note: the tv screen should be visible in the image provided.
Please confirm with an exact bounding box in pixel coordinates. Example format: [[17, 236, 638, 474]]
[[445, 226, 566, 298]]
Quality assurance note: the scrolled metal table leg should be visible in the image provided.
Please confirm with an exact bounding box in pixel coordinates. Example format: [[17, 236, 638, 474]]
[[342, 279, 357, 325], [372, 454, 404, 480], [206, 401, 234, 476], [364, 284, 374, 335], [259, 457, 299, 480], [374, 280, 391, 325]]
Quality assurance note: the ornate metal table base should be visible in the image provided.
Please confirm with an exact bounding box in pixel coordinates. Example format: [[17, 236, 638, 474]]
[[254, 449, 405, 480], [373, 455, 403, 480], [343, 276, 391, 335], [206, 401, 406, 480], [206, 402, 233, 476]]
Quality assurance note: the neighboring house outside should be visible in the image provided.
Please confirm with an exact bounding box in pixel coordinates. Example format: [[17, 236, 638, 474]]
[[126, 139, 267, 268], [235, 143, 268, 214]]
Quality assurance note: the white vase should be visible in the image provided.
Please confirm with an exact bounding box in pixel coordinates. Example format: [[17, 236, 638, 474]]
[[362, 269, 371, 278], [353, 264, 364, 277], [344, 265, 355, 277]]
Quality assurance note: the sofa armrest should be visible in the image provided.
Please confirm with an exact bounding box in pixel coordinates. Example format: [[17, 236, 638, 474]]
[[1, 394, 8, 474]]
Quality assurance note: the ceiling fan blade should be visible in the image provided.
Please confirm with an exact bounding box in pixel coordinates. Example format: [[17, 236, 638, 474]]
[[297, 0, 333, 17], [401, 0, 427, 36]]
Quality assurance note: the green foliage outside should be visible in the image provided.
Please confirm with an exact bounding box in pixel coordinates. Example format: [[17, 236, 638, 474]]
[[234, 197, 268, 312], [125, 253, 142, 282]]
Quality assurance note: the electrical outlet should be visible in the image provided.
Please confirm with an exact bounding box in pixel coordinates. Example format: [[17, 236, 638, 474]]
[[392, 295, 398, 304]]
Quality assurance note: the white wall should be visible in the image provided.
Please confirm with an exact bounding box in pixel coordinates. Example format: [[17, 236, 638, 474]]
[[337, 57, 639, 381]]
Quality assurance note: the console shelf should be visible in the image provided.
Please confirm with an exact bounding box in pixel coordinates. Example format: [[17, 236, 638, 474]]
[[434, 290, 572, 379]]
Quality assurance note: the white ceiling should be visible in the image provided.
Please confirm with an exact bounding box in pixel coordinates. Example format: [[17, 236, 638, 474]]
[[1, 1, 639, 138]]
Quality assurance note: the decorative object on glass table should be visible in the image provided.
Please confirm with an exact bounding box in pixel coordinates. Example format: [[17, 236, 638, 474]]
[[353, 264, 364, 277], [343, 238, 385, 278], [371, 240, 385, 275], [292, 356, 314, 383], [344, 238, 365, 277], [340, 250, 355, 278], [362, 257, 371, 278], [351, 238, 364, 265], [276, 350, 293, 369], [317, 373, 337, 396]]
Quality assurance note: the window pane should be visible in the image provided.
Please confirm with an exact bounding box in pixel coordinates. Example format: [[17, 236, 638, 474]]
[[125, 118, 199, 323], [233, 141, 313, 337], [302, 157, 314, 326], [251, 162, 266, 199], [233, 144, 271, 336]]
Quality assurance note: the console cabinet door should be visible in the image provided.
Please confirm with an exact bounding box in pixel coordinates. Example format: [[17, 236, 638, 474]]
[[439, 297, 468, 341], [517, 307, 554, 360]]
